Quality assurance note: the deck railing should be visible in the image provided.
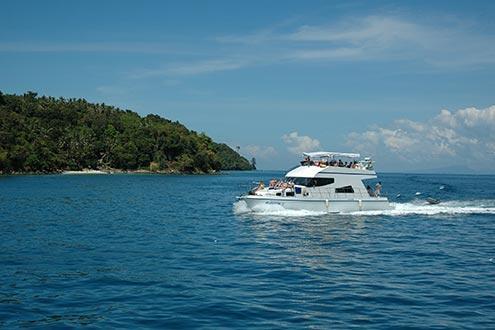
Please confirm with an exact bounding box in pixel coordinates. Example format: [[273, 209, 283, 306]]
[[307, 188, 384, 200]]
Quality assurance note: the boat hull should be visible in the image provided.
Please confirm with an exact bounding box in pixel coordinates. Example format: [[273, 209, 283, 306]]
[[239, 195, 391, 213]]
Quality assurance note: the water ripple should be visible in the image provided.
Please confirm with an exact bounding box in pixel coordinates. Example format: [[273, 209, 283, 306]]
[[0, 173, 494, 328]]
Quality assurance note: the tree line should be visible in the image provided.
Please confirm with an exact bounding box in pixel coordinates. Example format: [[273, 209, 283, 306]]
[[0, 91, 254, 174]]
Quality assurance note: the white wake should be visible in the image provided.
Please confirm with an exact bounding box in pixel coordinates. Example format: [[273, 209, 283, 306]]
[[233, 200, 326, 217], [348, 200, 495, 216], [234, 200, 495, 217]]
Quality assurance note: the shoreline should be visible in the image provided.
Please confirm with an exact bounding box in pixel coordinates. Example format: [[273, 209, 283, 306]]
[[1, 168, 225, 176]]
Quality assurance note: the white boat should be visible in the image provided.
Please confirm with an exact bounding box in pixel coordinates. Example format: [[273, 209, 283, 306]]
[[239, 151, 391, 213]]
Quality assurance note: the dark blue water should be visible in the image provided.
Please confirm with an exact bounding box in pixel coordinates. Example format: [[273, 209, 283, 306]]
[[1, 172, 494, 328]]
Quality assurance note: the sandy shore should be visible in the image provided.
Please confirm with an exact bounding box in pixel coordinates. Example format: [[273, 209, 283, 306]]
[[61, 169, 109, 175], [3, 168, 218, 176]]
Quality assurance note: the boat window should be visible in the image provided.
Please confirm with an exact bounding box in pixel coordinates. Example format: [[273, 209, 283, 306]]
[[288, 177, 311, 186], [313, 178, 335, 186], [287, 177, 334, 187], [335, 185, 354, 193]]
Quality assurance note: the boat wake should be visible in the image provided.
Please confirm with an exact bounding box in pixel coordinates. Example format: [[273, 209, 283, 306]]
[[233, 200, 326, 217], [347, 200, 495, 216], [234, 200, 495, 217]]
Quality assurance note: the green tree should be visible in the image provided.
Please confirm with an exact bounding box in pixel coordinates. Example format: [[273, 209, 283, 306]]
[[0, 90, 253, 174]]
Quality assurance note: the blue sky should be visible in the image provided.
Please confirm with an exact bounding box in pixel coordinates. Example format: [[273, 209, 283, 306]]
[[2, 0, 495, 172]]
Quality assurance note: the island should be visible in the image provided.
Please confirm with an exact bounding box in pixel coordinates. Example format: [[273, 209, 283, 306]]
[[0, 91, 254, 174]]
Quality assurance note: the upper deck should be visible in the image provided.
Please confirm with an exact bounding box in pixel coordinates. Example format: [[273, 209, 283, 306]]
[[286, 151, 376, 179], [286, 165, 376, 178]]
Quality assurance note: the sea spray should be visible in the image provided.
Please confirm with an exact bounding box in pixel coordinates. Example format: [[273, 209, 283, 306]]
[[233, 200, 326, 217], [346, 200, 495, 216]]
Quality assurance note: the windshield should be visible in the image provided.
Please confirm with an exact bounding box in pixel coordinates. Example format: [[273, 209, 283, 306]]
[[286, 177, 334, 187]]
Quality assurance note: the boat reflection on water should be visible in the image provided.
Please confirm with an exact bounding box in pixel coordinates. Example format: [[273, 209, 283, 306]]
[[233, 201, 371, 268]]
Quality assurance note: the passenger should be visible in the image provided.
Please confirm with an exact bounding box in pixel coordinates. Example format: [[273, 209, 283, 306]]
[[256, 180, 265, 191], [338, 159, 344, 167], [375, 181, 382, 196], [269, 179, 277, 189], [367, 185, 374, 197]]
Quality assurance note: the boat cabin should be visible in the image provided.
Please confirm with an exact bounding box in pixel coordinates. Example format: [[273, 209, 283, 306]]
[[251, 151, 381, 200]]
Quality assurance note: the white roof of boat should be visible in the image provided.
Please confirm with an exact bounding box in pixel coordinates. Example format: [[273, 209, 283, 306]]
[[285, 164, 376, 178], [303, 151, 361, 159]]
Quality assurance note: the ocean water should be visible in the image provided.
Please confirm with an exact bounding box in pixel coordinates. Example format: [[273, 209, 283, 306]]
[[0, 171, 494, 328]]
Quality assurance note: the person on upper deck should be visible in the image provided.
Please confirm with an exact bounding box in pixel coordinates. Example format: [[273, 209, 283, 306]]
[[338, 159, 344, 167]]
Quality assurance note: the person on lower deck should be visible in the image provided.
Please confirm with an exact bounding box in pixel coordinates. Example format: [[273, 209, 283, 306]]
[[367, 185, 374, 197], [375, 182, 382, 196], [256, 180, 265, 191]]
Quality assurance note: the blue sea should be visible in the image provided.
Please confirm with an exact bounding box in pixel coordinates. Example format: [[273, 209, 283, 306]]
[[1, 172, 494, 329]]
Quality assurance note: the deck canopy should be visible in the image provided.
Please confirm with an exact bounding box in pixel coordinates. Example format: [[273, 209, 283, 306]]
[[303, 151, 361, 159]]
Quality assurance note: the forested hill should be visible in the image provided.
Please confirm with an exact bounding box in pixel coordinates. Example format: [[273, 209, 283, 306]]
[[0, 91, 254, 174]]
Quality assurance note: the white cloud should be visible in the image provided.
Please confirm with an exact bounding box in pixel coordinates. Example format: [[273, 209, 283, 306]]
[[243, 145, 277, 159], [132, 59, 250, 78], [20, 15, 492, 80], [217, 15, 495, 67], [455, 106, 495, 127], [165, 59, 249, 76], [290, 47, 363, 60], [67, 14, 495, 80], [0, 42, 185, 54], [288, 16, 423, 45], [282, 131, 321, 155], [346, 105, 495, 170]]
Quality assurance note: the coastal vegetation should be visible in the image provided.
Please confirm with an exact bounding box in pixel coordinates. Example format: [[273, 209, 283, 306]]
[[0, 91, 254, 174]]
